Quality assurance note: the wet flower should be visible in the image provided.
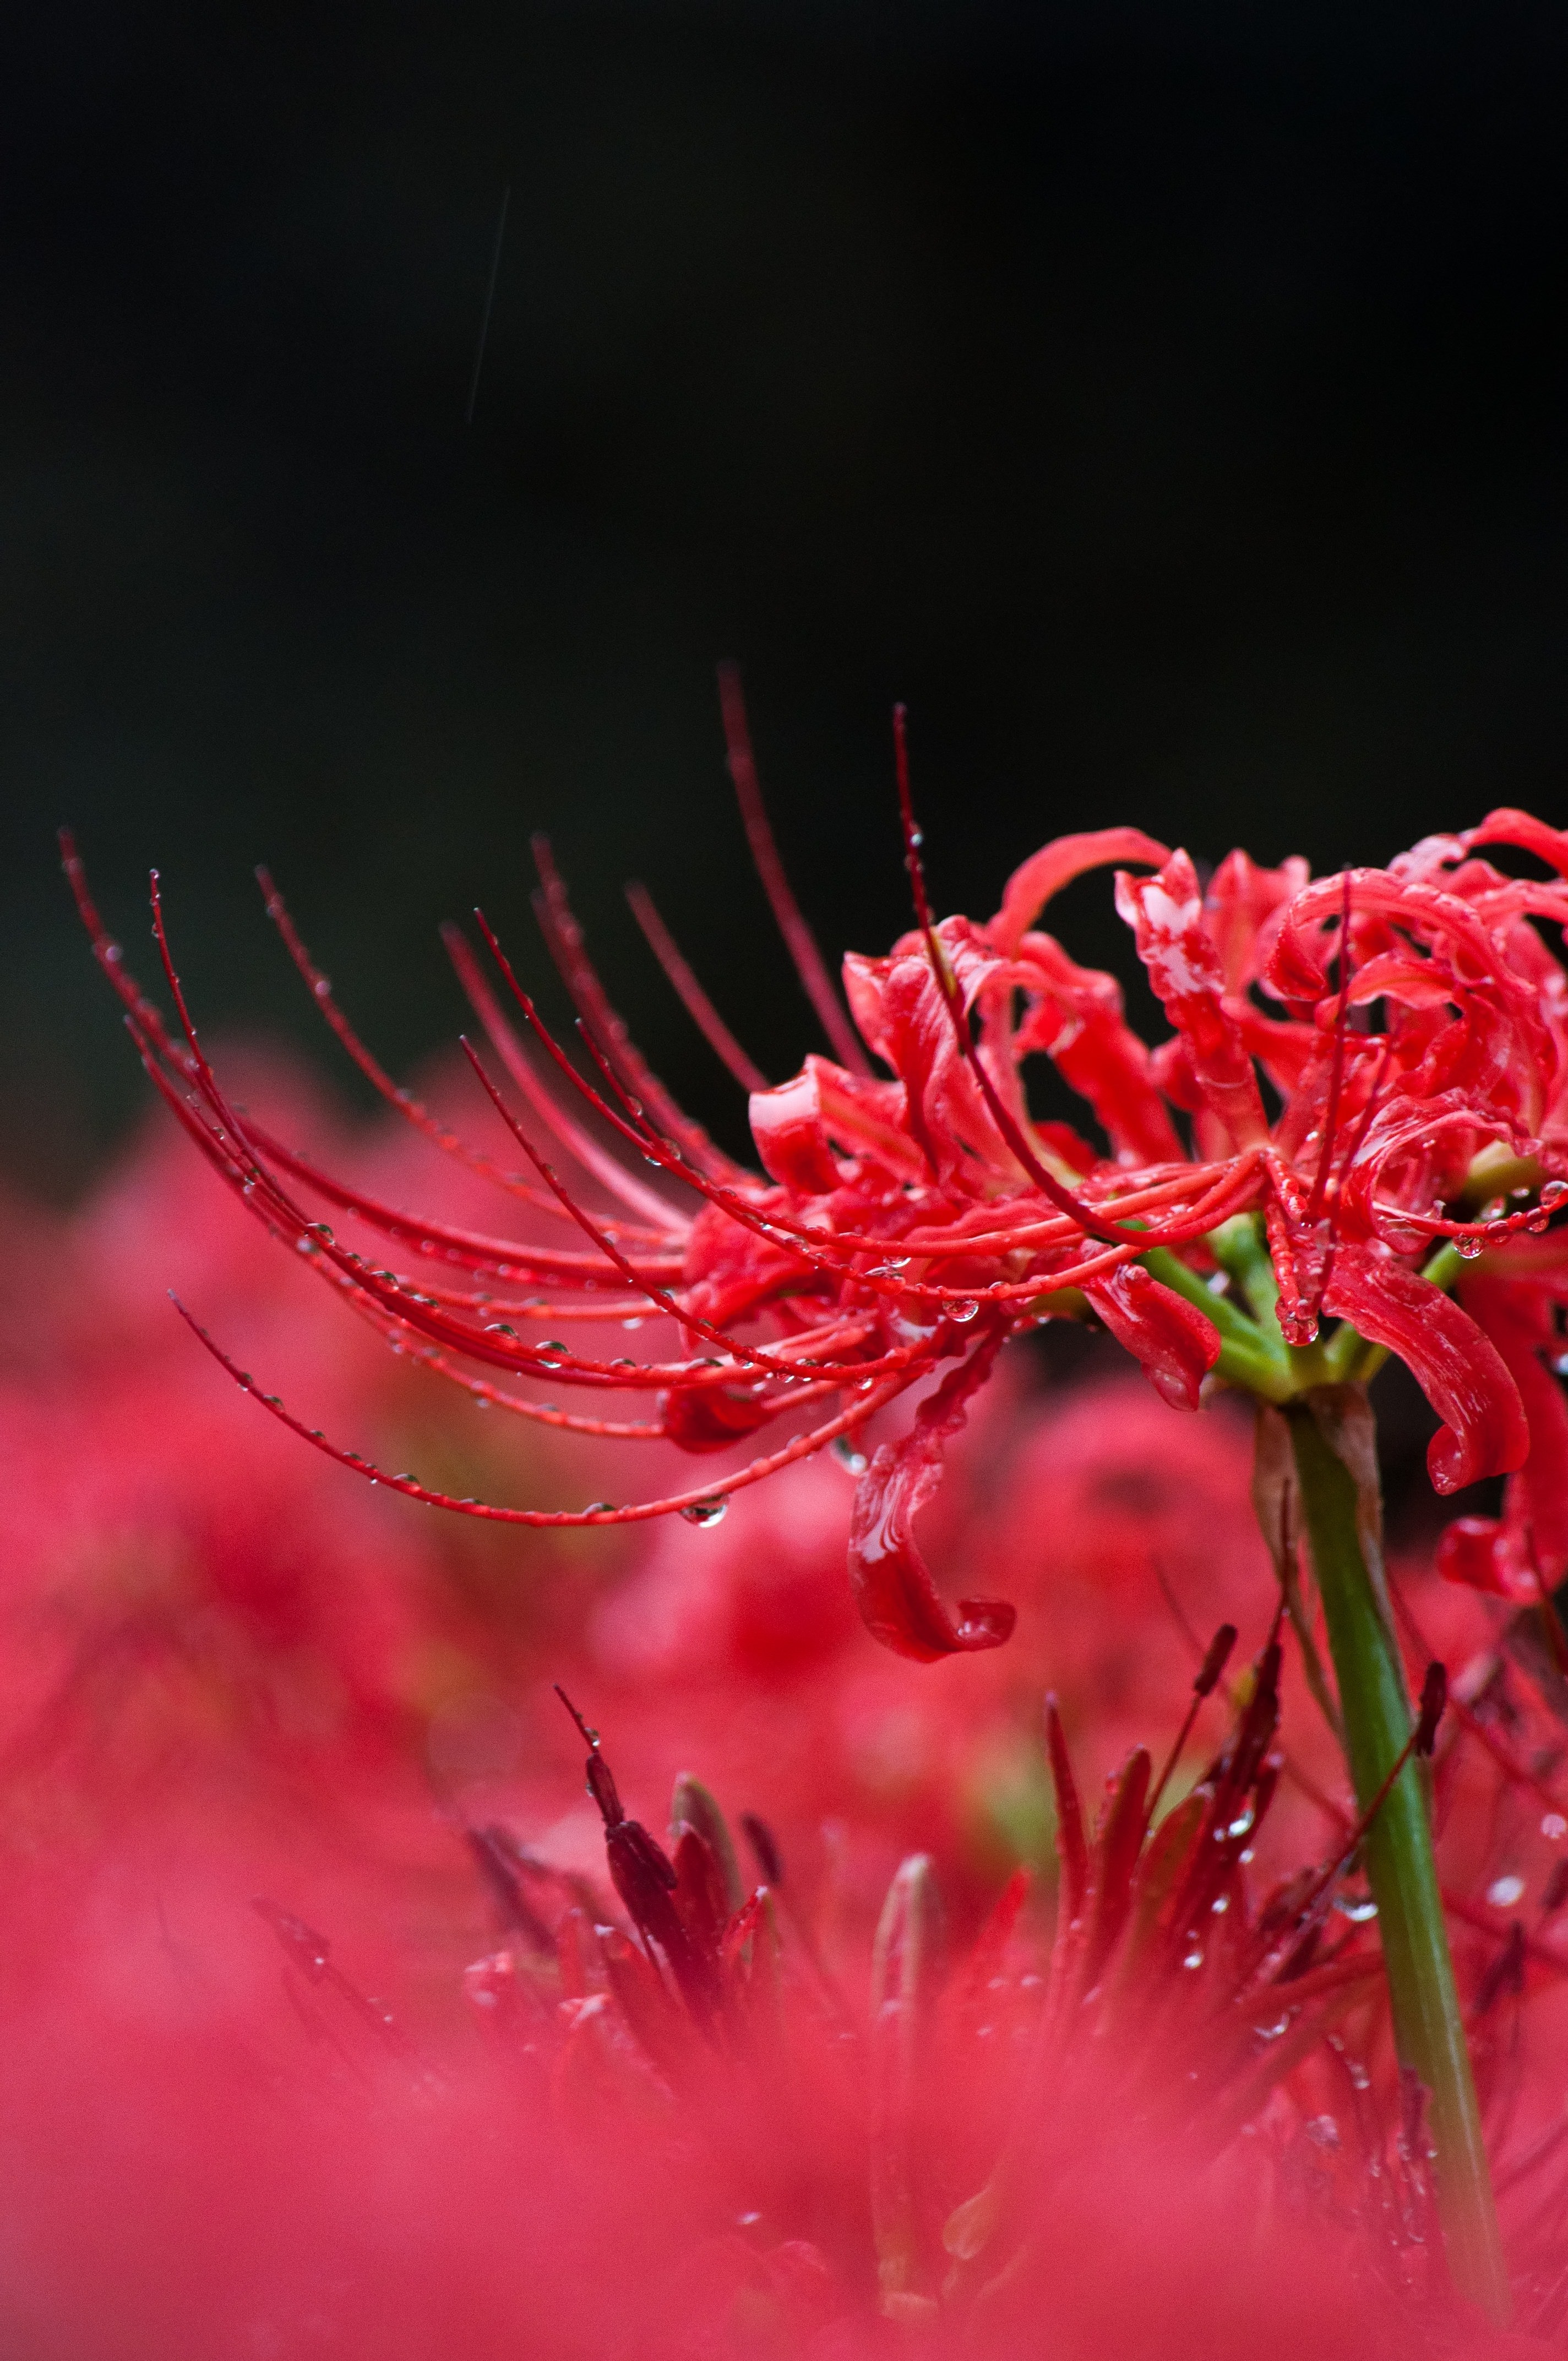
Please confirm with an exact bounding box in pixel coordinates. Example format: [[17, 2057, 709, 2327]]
[[64, 699, 1568, 1658]]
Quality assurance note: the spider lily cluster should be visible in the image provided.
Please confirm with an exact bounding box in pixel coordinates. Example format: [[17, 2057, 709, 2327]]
[[236, 1625, 1568, 2347], [63, 694, 1568, 1658]]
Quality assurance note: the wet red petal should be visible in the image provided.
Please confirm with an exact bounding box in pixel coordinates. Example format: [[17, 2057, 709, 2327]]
[[847, 1339, 1017, 1660], [989, 826, 1170, 958], [1322, 1246, 1529, 1492], [1081, 1263, 1221, 1412]]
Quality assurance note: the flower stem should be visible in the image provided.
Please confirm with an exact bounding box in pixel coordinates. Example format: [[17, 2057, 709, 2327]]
[[1285, 1396, 1509, 2324]]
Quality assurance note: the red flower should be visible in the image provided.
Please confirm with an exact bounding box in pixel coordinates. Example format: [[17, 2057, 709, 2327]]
[[65, 695, 1568, 1655]]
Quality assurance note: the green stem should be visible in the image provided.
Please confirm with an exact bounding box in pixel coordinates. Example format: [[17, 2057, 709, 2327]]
[[1286, 1397, 1509, 2323]]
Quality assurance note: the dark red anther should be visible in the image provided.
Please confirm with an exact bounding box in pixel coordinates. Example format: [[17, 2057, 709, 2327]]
[[556, 1684, 626, 1826], [1044, 1695, 1090, 1928], [740, 1811, 784, 1889], [1414, 1661, 1447, 1757], [1148, 1619, 1240, 1823], [671, 1824, 731, 1957], [1224, 1638, 1283, 1803], [1195, 1623, 1238, 1700]]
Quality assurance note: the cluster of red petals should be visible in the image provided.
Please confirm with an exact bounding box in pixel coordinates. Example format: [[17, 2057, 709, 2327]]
[[68, 796, 1568, 1656]]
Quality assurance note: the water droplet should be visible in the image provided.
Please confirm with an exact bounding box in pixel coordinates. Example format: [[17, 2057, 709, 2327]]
[[1487, 1874, 1526, 1908], [1334, 1894, 1378, 1923], [1456, 1236, 1483, 1258], [1543, 1179, 1568, 1210], [583, 1502, 616, 1516], [472, 1396, 492, 1410], [622, 1317, 644, 1331], [1304, 2115, 1340, 2150], [680, 1497, 728, 1528], [1528, 1211, 1551, 1235], [1542, 1812, 1567, 1841], [1211, 1894, 1230, 1916], [1182, 1948, 1204, 1971], [312, 1223, 334, 1243], [1254, 2014, 1293, 2042], [485, 1323, 518, 1337], [948, 1298, 981, 1323], [832, 1436, 869, 1476], [313, 977, 331, 998]]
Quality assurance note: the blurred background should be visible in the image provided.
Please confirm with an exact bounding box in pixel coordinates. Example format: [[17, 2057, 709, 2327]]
[[6, 1, 1568, 1200]]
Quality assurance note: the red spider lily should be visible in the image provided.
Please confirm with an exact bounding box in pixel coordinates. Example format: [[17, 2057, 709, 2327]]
[[355, 1643, 1568, 2340], [64, 688, 1568, 1658]]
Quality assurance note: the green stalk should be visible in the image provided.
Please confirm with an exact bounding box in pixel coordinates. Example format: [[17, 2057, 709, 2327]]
[[1286, 1397, 1509, 2324]]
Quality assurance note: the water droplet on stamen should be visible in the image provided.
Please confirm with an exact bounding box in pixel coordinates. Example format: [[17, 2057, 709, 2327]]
[[948, 1298, 981, 1323], [679, 1497, 728, 1528], [1486, 1873, 1525, 1908], [832, 1436, 869, 1476]]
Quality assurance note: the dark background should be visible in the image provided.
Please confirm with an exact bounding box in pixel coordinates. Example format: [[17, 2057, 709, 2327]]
[[6, 2, 1568, 1200]]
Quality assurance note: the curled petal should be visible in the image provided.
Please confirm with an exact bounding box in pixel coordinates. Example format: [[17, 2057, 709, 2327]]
[[989, 827, 1169, 959], [749, 1070, 842, 1195], [661, 1384, 775, 1453], [1436, 1516, 1537, 1604], [1115, 852, 1269, 1150], [1081, 1262, 1221, 1411], [1464, 807, 1568, 881], [1204, 848, 1310, 994], [1321, 1246, 1529, 1492], [848, 1337, 1016, 1660], [1438, 1275, 1568, 1601], [1012, 932, 1182, 1166]]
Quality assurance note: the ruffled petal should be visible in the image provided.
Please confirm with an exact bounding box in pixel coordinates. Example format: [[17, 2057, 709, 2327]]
[[749, 1070, 842, 1195], [1115, 852, 1269, 1150], [847, 1339, 1016, 1660], [1436, 1274, 1568, 1601], [1011, 932, 1182, 1166], [989, 827, 1169, 959], [1081, 1262, 1221, 1411], [1321, 1245, 1529, 1492], [1204, 848, 1309, 994], [661, 1384, 774, 1454], [1464, 807, 1568, 881]]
